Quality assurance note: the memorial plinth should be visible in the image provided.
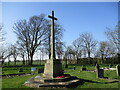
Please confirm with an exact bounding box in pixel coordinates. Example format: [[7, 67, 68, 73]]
[[43, 59, 63, 78]]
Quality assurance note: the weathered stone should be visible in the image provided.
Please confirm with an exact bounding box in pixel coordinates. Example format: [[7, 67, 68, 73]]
[[24, 75, 80, 88], [96, 64, 104, 78], [97, 69, 104, 78], [43, 59, 63, 78], [116, 65, 120, 76]]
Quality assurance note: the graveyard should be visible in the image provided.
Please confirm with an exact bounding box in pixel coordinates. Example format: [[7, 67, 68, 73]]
[[1, 64, 120, 88], [1, 2, 120, 89]]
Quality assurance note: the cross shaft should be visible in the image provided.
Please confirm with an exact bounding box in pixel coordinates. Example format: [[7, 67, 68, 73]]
[[48, 10, 57, 60]]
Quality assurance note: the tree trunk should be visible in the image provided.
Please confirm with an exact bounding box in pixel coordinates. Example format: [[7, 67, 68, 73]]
[[8, 56, 10, 66], [30, 54, 34, 66], [14, 58, 16, 66], [28, 54, 31, 65], [22, 55, 25, 66], [77, 57, 79, 64], [88, 51, 91, 58], [2, 59, 4, 65], [118, 53, 120, 64], [101, 54, 104, 64]]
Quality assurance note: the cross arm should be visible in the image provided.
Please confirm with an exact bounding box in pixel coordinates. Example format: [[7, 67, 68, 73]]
[[48, 15, 58, 20]]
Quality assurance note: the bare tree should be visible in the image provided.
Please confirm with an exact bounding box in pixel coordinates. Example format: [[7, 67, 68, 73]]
[[72, 38, 82, 64], [7, 45, 13, 66], [17, 47, 26, 65], [80, 32, 97, 58], [11, 45, 19, 66], [64, 46, 76, 60], [56, 41, 65, 59], [105, 25, 120, 54], [43, 22, 64, 59], [0, 24, 5, 42], [0, 45, 12, 65], [0, 24, 3, 42], [105, 22, 120, 63], [97, 41, 116, 62], [14, 14, 49, 65]]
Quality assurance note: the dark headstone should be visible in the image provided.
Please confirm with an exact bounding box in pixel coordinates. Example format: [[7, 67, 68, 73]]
[[38, 68, 44, 74], [81, 67, 86, 71], [96, 64, 104, 78], [19, 68, 23, 72], [73, 66, 76, 70], [97, 69, 104, 78], [116, 65, 120, 76], [81, 65, 86, 71]]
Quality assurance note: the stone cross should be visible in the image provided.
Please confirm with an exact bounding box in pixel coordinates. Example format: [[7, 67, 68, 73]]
[[48, 11, 57, 60], [43, 11, 63, 78]]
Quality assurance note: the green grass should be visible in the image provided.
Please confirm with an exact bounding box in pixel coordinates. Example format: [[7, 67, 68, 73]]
[[2, 75, 36, 88], [2, 65, 44, 75], [64, 64, 119, 88], [2, 64, 120, 89]]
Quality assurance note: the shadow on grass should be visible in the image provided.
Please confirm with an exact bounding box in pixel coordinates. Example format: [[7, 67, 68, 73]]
[[67, 78, 120, 88], [80, 79, 119, 84]]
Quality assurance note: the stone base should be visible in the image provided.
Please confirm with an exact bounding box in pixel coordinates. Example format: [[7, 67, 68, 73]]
[[43, 59, 63, 78], [24, 75, 80, 88]]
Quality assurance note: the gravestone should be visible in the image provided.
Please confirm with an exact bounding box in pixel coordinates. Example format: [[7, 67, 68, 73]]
[[19, 68, 23, 72], [81, 65, 86, 71], [73, 66, 76, 70], [116, 65, 120, 76], [38, 68, 44, 74], [97, 69, 104, 78], [96, 64, 104, 78]]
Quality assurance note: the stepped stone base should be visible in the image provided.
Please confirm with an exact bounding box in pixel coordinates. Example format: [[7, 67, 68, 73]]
[[24, 75, 80, 88]]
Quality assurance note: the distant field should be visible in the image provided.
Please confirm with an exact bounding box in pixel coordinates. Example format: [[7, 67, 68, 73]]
[[2, 64, 120, 89]]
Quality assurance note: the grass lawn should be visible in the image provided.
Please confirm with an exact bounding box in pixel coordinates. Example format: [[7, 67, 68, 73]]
[[2, 65, 44, 75], [64, 64, 120, 88], [2, 64, 120, 89], [2, 75, 36, 88]]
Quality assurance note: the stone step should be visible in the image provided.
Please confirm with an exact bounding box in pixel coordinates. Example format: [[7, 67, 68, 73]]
[[24, 76, 80, 88], [37, 79, 80, 88], [34, 75, 78, 83]]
